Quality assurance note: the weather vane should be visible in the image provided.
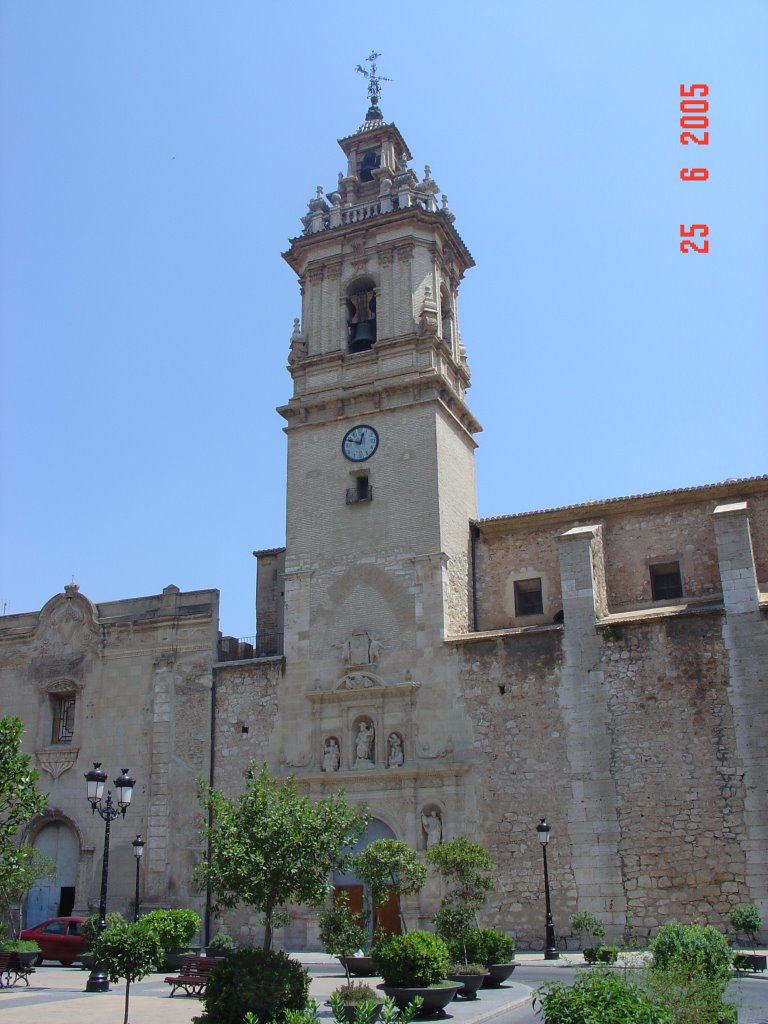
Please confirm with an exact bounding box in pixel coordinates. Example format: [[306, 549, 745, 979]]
[[355, 51, 390, 109]]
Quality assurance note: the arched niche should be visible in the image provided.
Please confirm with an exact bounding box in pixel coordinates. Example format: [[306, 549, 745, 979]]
[[346, 277, 377, 353]]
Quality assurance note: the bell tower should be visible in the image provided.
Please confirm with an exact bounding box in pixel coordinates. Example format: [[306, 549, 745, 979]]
[[271, 62, 479, 874]]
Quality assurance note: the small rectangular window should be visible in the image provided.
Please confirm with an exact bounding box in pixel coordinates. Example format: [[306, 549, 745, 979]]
[[514, 578, 544, 617], [650, 562, 684, 601], [346, 476, 372, 504], [53, 696, 76, 744]]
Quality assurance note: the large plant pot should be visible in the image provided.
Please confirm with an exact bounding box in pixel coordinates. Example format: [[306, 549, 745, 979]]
[[10, 950, 39, 968], [339, 955, 376, 977], [447, 971, 488, 999], [481, 963, 516, 988], [377, 983, 460, 1016], [733, 953, 767, 973], [163, 947, 202, 971]]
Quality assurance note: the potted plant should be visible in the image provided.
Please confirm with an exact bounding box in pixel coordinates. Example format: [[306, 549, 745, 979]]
[[569, 910, 606, 956], [446, 962, 488, 999], [205, 931, 236, 957], [0, 938, 41, 968], [80, 911, 125, 969], [583, 945, 619, 965], [330, 981, 383, 1023], [319, 890, 372, 979], [729, 905, 766, 973], [462, 928, 516, 987], [433, 906, 489, 996], [137, 908, 201, 969], [371, 930, 459, 1015]]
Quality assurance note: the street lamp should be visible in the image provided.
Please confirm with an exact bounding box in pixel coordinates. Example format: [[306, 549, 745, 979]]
[[132, 835, 145, 922], [84, 763, 136, 992], [536, 817, 560, 960]]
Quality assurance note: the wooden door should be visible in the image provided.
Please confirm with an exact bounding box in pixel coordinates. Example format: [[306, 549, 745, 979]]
[[334, 884, 364, 919], [373, 887, 401, 937]]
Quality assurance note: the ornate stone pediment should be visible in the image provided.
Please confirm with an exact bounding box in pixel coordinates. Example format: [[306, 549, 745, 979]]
[[34, 585, 99, 655], [335, 671, 384, 691]]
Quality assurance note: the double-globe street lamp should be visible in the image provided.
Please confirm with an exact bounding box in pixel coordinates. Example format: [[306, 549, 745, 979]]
[[132, 835, 145, 922], [84, 762, 136, 992], [536, 817, 560, 960]]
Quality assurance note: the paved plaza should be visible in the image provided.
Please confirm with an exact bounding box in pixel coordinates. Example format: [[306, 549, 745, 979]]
[[0, 952, 539, 1024]]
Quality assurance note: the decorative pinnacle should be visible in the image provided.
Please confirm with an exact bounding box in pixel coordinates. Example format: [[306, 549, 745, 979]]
[[355, 50, 390, 118]]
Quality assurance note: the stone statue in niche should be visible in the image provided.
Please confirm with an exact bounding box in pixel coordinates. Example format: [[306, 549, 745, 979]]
[[422, 809, 442, 848], [388, 733, 404, 768], [322, 738, 340, 773], [354, 721, 375, 769]]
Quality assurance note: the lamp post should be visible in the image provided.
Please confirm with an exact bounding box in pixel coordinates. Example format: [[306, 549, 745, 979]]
[[132, 835, 145, 922], [536, 817, 560, 960], [84, 763, 136, 992]]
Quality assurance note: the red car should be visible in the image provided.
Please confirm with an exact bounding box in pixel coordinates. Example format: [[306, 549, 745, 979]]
[[20, 916, 86, 965]]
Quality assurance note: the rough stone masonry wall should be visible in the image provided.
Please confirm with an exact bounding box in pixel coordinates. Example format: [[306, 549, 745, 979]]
[[455, 610, 753, 946], [213, 660, 282, 792]]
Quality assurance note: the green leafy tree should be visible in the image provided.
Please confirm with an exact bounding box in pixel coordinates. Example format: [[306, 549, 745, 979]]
[[91, 921, 163, 1024], [425, 837, 494, 916], [318, 890, 370, 979], [0, 717, 48, 937], [0, 845, 55, 936], [353, 840, 426, 935], [195, 763, 369, 951], [569, 910, 606, 948], [729, 904, 761, 952]]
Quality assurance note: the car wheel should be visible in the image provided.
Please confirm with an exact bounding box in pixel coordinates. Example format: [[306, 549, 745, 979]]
[[60, 959, 75, 967]]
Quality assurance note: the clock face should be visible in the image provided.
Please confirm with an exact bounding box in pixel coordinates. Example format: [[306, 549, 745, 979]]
[[341, 424, 379, 462]]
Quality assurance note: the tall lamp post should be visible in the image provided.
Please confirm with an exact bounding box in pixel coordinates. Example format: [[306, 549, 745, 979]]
[[84, 763, 136, 992], [132, 835, 145, 922], [536, 817, 560, 960]]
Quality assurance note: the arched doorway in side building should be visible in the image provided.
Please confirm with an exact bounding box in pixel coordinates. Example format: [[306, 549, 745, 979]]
[[333, 817, 401, 938], [25, 820, 78, 927]]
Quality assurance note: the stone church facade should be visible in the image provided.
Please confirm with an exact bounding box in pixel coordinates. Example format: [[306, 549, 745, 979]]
[[1, 98, 766, 948]]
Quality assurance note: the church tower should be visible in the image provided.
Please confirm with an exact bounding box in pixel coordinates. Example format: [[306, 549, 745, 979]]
[[268, 59, 481, 932]]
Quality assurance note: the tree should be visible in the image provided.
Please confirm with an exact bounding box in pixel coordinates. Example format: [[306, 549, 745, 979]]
[[0, 717, 48, 936], [424, 837, 494, 917], [353, 839, 426, 934], [195, 763, 369, 951], [0, 845, 56, 936], [91, 921, 163, 1024]]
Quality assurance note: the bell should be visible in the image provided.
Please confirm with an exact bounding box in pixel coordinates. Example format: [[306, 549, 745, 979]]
[[349, 320, 375, 352]]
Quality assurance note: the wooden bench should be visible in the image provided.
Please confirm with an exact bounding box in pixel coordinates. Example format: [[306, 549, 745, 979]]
[[0, 951, 36, 988], [164, 954, 223, 997]]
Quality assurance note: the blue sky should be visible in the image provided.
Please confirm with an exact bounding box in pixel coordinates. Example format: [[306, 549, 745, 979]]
[[1, 2, 766, 637]]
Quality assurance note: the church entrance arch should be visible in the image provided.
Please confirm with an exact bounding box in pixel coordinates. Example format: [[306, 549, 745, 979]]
[[25, 821, 78, 927], [333, 818, 401, 937]]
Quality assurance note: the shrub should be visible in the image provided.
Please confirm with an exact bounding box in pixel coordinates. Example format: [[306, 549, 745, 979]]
[[371, 930, 450, 987], [448, 962, 486, 975], [198, 947, 309, 1024], [81, 911, 125, 950], [650, 922, 732, 984], [333, 982, 380, 1004], [534, 971, 671, 1024], [138, 908, 201, 950], [462, 927, 515, 966], [729, 904, 761, 949], [0, 938, 40, 952], [583, 944, 618, 964], [207, 931, 236, 954], [648, 923, 736, 1024], [91, 922, 164, 1024], [569, 910, 606, 943]]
